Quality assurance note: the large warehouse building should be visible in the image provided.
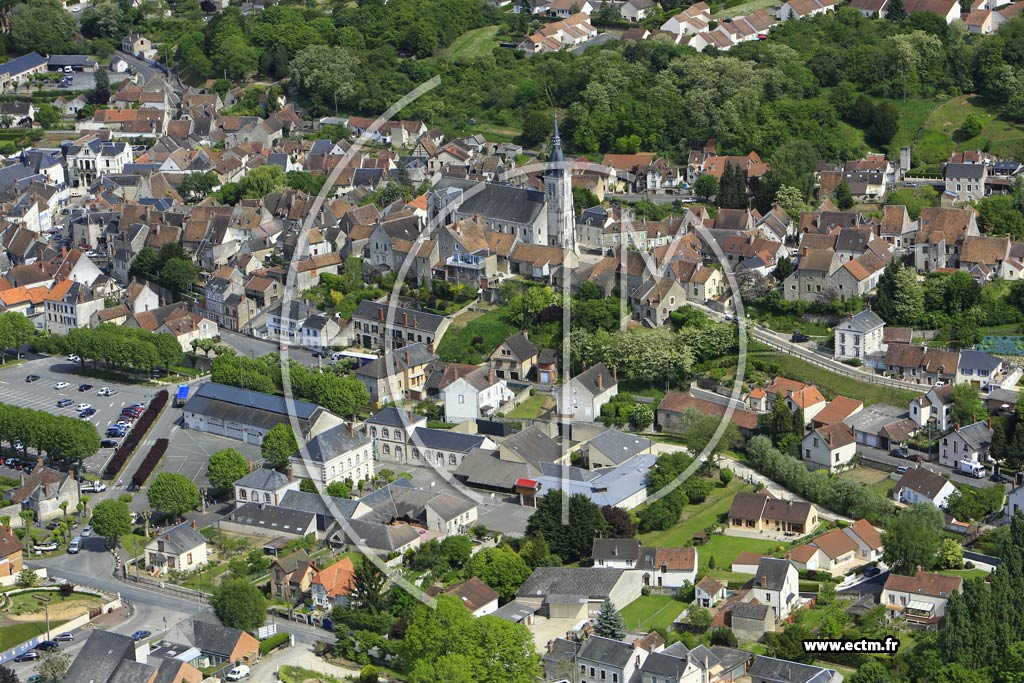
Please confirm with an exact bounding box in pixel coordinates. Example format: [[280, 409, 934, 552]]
[[182, 382, 342, 445]]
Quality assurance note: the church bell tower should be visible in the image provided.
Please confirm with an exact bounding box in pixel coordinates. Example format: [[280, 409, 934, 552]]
[[544, 115, 577, 254]]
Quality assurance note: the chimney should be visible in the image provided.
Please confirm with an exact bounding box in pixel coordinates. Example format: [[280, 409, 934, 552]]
[[377, 307, 384, 321], [288, 466, 294, 482], [402, 312, 408, 326], [488, 369, 494, 384], [522, 330, 528, 339], [348, 422, 354, 436], [404, 350, 410, 365], [761, 575, 767, 588], [597, 371, 603, 391], [612, 365, 618, 382], [247, 460, 253, 473]]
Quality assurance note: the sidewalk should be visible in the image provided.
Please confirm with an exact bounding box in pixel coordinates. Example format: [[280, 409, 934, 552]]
[[252, 646, 361, 683]]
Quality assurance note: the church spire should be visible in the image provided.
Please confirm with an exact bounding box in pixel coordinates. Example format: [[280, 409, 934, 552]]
[[547, 113, 564, 176]]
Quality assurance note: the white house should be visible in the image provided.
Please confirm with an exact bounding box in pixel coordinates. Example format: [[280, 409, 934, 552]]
[[802, 422, 857, 472], [145, 521, 208, 575], [910, 384, 955, 433], [289, 423, 374, 487], [232, 467, 299, 509], [576, 636, 648, 683], [427, 577, 499, 618], [893, 467, 958, 509], [938, 420, 992, 469], [842, 518, 885, 563], [558, 363, 618, 421], [1005, 484, 1024, 523], [777, 0, 835, 20], [621, 0, 658, 20], [694, 576, 728, 608], [442, 366, 514, 424], [311, 558, 355, 609], [747, 557, 800, 622], [834, 309, 885, 363]]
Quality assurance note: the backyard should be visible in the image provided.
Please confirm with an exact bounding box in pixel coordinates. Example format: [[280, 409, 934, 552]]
[[621, 594, 687, 633], [505, 394, 550, 419], [444, 25, 502, 61]]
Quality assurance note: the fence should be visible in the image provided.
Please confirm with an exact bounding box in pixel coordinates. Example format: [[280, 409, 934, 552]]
[[120, 570, 211, 604]]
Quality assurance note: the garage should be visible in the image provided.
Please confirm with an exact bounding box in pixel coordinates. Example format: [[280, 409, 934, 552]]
[[225, 422, 245, 441], [205, 418, 225, 436], [245, 429, 263, 445]]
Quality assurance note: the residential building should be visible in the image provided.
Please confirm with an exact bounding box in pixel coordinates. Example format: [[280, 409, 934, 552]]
[[746, 557, 800, 622], [801, 422, 857, 472], [7, 459, 79, 521], [0, 527, 23, 580], [442, 366, 514, 423], [834, 309, 885, 362], [363, 406, 428, 463], [232, 467, 299, 509], [183, 621, 259, 665], [44, 280, 104, 335], [883, 570, 963, 628], [656, 390, 759, 435], [842, 518, 885, 563], [0, 52, 47, 90], [266, 300, 312, 345], [727, 491, 818, 534], [290, 423, 374, 487], [747, 656, 837, 683], [558, 362, 618, 421], [488, 330, 538, 381], [914, 207, 980, 272], [352, 300, 449, 352], [516, 567, 642, 620], [695, 576, 728, 608], [145, 521, 208, 575], [945, 163, 988, 203], [910, 384, 955, 433], [575, 636, 648, 683], [584, 429, 654, 469], [778, 0, 836, 19], [311, 557, 355, 609], [425, 577, 499, 617], [355, 342, 437, 406], [270, 550, 317, 602], [938, 420, 992, 469], [785, 528, 858, 574], [782, 249, 839, 302], [893, 467, 958, 508]]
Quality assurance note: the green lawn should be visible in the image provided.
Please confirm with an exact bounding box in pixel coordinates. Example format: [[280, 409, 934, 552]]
[[445, 26, 501, 61], [879, 96, 946, 161], [916, 95, 1024, 165], [714, 0, 777, 17], [0, 620, 69, 650], [278, 667, 346, 683], [180, 562, 232, 591], [755, 351, 922, 406], [938, 568, 989, 581], [506, 394, 550, 419], [700, 535, 785, 576], [7, 590, 101, 616], [620, 595, 686, 632], [638, 479, 751, 548], [436, 308, 517, 364]]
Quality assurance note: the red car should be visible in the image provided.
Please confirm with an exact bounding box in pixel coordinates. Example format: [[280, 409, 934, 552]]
[[908, 454, 923, 462]]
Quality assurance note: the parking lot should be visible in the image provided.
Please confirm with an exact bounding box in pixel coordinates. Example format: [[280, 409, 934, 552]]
[[161, 424, 264, 492], [0, 355, 160, 476]]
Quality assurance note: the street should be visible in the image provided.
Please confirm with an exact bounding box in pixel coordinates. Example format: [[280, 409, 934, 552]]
[[856, 443, 1006, 489], [217, 330, 323, 369]]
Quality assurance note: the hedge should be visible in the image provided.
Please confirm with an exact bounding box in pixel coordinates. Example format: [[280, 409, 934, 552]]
[[130, 438, 168, 487], [104, 390, 168, 478], [259, 632, 289, 655]]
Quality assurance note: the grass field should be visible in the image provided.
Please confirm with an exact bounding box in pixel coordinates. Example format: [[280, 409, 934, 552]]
[[701, 535, 784, 575], [621, 595, 686, 632], [445, 26, 501, 61], [842, 467, 897, 497], [0, 620, 70, 651], [916, 95, 1024, 164], [506, 394, 550, 419], [938, 568, 989, 581], [638, 479, 751, 548], [881, 96, 945, 161], [436, 308, 517, 365], [714, 0, 778, 17], [755, 351, 922, 406]]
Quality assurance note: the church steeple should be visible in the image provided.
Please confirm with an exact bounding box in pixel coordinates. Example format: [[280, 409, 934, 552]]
[[544, 113, 577, 254]]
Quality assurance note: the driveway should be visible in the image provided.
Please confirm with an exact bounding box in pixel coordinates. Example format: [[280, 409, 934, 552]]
[[856, 444, 1005, 489]]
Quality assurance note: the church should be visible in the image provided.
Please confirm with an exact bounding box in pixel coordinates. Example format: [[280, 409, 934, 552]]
[[427, 120, 578, 252]]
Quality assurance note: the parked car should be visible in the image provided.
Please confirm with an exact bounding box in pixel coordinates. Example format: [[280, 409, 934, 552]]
[[13, 651, 39, 662], [67, 354, 81, 363], [78, 384, 93, 392], [864, 567, 881, 577], [25, 375, 40, 382], [81, 526, 92, 537], [57, 399, 73, 408], [130, 631, 152, 642], [79, 408, 97, 419], [225, 666, 250, 681], [54, 633, 74, 642], [35, 641, 59, 652], [68, 538, 81, 554], [54, 381, 70, 390], [791, 332, 811, 343], [890, 447, 909, 459], [97, 387, 117, 396], [100, 439, 119, 448], [992, 472, 1012, 483], [75, 403, 92, 412], [45, 521, 60, 530], [909, 454, 923, 462], [896, 465, 908, 474], [27, 674, 43, 683]]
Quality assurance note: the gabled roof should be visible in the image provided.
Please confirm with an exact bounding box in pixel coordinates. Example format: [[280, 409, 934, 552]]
[[312, 557, 355, 599], [753, 557, 795, 591], [146, 521, 206, 555], [884, 569, 962, 598], [747, 656, 835, 683], [234, 467, 291, 491], [895, 467, 953, 500], [572, 362, 616, 395], [837, 309, 885, 333]]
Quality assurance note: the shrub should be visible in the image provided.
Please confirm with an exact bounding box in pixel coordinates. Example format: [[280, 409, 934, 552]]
[[105, 390, 168, 477], [719, 469, 734, 486], [259, 632, 289, 655], [130, 438, 169, 487]]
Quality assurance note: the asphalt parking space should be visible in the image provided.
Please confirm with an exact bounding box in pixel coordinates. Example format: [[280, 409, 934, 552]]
[[161, 424, 264, 489]]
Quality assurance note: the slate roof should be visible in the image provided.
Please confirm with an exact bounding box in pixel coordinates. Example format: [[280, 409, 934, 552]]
[[356, 342, 437, 379], [409, 426, 487, 453], [587, 429, 652, 465], [299, 424, 371, 463], [64, 630, 137, 683], [959, 349, 1002, 374], [731, 601, 771, 620], [279, 489, 360, 519], [754, 557, 795, 591], [190, 621, 250, 659], [353, 300, 446, 333], [895, 467, 953, 500], [365, 405, 426, 428], [185, 382, 319, 420], [517, 567, 627, 601], [953, 420, 992, 451], [945, 163, 986, 180], [572, 363, 616, 395], [234, 468, 291, 491], [147, 521, 206, 555], [222, 503, 316, 535], [433, 176, 546, 226], [592, 538, 641, 562], [331, 516, 421, 552], [577, 636, 635, 668], [0, 52, 46, 78], [499, 425, 563, 468], [497, 331, 538, 361], [747, 655, 835, 683], [837, 309, 885, 333], [729, 491, 814, 524]]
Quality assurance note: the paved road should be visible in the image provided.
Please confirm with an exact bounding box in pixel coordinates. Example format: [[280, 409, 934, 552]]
[[217, 330, 323, 369], [857, 444, 1005, 489]]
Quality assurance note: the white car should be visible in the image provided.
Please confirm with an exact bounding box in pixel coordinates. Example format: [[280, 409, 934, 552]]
[[34, 542, 59, 553], [54, 382, 70, 390], [75, 403, 92, 412], [80, 526, 92, 537], [97, 387, 117, 396], [67, 354, 81, 362]]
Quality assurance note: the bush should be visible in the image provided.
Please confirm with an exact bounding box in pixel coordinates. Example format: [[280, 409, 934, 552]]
[[130, 438, 168, 487], [105, 390, 167, 477], [719, 469, 734, 486], [259, 632, 289, 655]]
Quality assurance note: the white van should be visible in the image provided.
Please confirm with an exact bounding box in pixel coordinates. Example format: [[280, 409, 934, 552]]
[[68, 537, 81, 554], [225, 666, 249, 681]]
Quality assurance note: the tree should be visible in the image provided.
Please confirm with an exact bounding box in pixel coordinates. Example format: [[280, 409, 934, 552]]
[[0, 312, 34, 361], [179, 172, 219, 203], [34, 104, 59, 130], [867, 103, 900, 147], [466, 547, 530, 602], [883, 503, 945, 574], [688, 605, 713, 632], [630, 403, 654, 430], [80, 1, 127, 39], [835, 180, 854, 210], [92, 68, 110, 106], [16, 567, 38, 588], [350, 554, 387, 613], [289, 45, 358, 110], [937, 537, 964, 569], [520, 110, 552, 146], [36, 650, 71, 683], [774, 185, 809, 217], [300, 478, 318, 493], [848, 659, 894, 683], [207, 449, 249, 491], [212, 578, 268, 631], [709, 627, 739, 648], [326, 480, 352, 499], [525, 490, 609, 563], [261, 423, 298, 470], [593, 599, 626, 639], [694, 174, 718, 200], [9, 0, 75, 55], [874, 261, 923, 326], [601, 506, 637, 538], [958, 114, 983, 140], [90, 499, 132, 545], [158, 258, 199, 297], [716, 163, 748, 209], [147, 473, 200, 516], [440, 535, 473, 569], [950, 384, 985, 427], [0, 665, 19, 683], [887, 0, 906, 19]]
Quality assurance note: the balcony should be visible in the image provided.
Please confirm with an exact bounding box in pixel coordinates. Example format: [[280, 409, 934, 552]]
[[446, 253, 487, 270]]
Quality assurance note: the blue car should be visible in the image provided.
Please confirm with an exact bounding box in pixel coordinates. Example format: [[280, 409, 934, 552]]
[[79, 408, 97, 419]]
